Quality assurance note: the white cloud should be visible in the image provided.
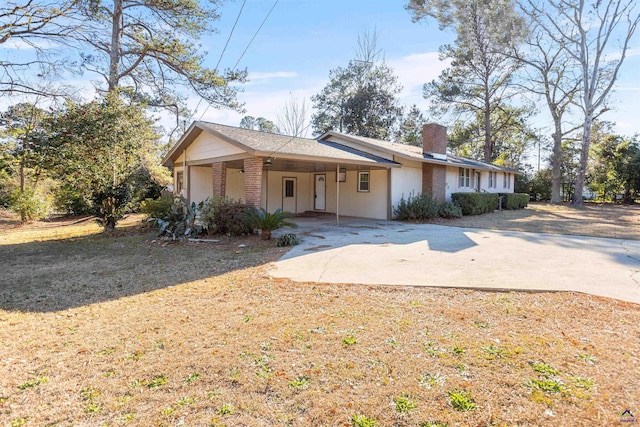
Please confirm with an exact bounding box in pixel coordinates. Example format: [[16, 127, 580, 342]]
[[388, 52, 450, 104], [0, 38, 58, 50], [246, 71, 298, 83]]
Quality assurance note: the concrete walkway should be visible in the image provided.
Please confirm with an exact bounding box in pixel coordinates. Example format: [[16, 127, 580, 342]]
[[269, 217, 640, 304]]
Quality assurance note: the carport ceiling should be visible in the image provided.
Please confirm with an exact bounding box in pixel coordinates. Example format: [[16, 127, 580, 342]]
[[223, 158, 389, 172]]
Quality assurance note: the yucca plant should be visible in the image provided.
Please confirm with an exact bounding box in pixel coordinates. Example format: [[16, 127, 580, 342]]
[[239, 208, 297, 240]]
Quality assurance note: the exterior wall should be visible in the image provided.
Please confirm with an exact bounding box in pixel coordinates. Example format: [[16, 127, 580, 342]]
[[445, 168, 515, 201], [262, 170, 311, 214], [390, 164, 422, 212], [189, 165, 213, 203], [225, 168, 245, 201], [184, 132, 244, 162], [422, 163, 447, 203], [446, 167, 474, 201], [323, 169, 388, 220]]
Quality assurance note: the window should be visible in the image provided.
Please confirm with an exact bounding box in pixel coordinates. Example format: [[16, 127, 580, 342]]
[[458, 167, 471, 188], [176, 171, 184, 193], [358, 171, 370, 192], [489, 171, 496, 188], [284, 179, 294, 197], [503, 172, 511, 189]]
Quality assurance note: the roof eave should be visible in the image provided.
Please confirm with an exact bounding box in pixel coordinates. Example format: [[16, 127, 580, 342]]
[[162, 121, 257, 167]]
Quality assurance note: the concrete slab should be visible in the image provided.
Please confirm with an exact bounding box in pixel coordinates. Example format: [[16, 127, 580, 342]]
[[269, 219, 640, 304]]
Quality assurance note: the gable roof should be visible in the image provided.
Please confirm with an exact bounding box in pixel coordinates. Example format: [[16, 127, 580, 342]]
[[163, 121, 518, 174], [319, 131, 519, 173], [162, 121, 400, 168]]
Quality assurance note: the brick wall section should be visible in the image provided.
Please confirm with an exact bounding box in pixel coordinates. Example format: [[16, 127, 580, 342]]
[[422, 163, 447, 203], [422, 123, 447, 155], [212, 162, 227, 197], [243, 157, 263, 208], [422, 123, 448, 203]]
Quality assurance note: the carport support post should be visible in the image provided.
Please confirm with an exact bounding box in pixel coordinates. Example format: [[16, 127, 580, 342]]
[[336, 163, 340, 226]]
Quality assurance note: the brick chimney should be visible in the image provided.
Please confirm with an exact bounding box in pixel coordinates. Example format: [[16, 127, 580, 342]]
[[421, 123, 447, 203], [422, 123, 447, 158]]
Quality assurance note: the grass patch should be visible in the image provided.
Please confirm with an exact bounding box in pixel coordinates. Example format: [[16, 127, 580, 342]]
[[0, 209, 638, 426], [446, 389, 476, 412], [525, 378, 567, 395], [392, 394, 417, 414]]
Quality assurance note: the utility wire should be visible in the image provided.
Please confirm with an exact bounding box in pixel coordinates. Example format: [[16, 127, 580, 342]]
[[233, 0, 279, 70], [215, 0, 247, 72], [195, 0, 247, 122]]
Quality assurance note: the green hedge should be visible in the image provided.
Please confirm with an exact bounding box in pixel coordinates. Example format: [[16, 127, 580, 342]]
[[501, 193, 529, 210], [451, 193, 499, 216]]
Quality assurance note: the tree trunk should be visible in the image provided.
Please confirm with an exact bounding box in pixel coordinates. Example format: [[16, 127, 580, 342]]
[[550, 124, 563, 204], [484, 98, 492, 163], [19, 161, 25, 192], [108, 0, 123, 91], [103, 217, 116, 232], [572, 115, 593, 207]]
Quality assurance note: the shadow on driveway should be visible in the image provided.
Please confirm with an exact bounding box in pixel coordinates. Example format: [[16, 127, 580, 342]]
[[271, 216, 640, 304]]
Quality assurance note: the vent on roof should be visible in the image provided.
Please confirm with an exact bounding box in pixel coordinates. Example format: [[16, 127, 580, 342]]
[[429, 152, 447, 161]]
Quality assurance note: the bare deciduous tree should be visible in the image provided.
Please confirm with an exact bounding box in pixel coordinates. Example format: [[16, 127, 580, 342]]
[[512, 2, 583, 203], [277, 95, 309, 137], [530, 0, 639, 206]]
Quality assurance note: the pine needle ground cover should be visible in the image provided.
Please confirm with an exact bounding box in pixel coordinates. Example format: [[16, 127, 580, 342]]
[[0, 207, 639, 426]]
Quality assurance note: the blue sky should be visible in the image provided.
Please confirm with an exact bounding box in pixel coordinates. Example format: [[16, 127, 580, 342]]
[[0, 0, 638, 167], [198, 0, 640, 149]]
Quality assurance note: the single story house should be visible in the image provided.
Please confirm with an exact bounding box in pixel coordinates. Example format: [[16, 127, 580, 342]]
[[162, 122, 518, 220]]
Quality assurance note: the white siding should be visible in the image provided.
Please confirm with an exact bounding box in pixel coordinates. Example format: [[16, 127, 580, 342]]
[[186, 132, 245, 161], [263, 170, 311, 214], [390, 164, 422, 210], [226, 168, 245, 201], [321, 169, 388, 220], [189, 165, 213, 203], [446, 168, 515, 201]]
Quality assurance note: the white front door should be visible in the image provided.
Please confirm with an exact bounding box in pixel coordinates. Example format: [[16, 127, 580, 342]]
[[282, 177, 297, 213], [314, 174, 326, 210]]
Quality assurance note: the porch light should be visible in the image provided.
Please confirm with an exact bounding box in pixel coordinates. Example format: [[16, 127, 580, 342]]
[[338, 167, 346, 182], [264, 157, 273, 167]]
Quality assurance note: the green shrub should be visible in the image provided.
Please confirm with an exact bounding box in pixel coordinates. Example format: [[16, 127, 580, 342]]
[[394, 192, 440, 220], [140, 193, 174, 220], [451, 193, 499, 216], [9, 188, 48, 222], [239, 208, 297, 240], [277, 233, 300, 247], [438, 202, 463, 218], [91, 182, 131, 231], [199, 196, 252, 236], [501, 193, 529, 210], [53, 183, 92, 215]]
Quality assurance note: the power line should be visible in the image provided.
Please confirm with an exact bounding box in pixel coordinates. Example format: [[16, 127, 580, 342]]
[[215, 0, 247, 72], [194, 0, 247, 122], [233, 0, 279, 70]]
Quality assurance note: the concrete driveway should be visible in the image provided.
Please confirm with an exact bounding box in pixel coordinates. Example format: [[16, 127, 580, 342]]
[[269, 217, 640, 304]]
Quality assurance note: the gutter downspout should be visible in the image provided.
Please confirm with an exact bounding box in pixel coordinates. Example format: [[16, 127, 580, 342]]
[[336, 163, 340, 226]]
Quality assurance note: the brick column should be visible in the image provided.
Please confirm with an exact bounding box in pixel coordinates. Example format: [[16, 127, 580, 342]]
[[422, 163, 447, 203], [243, 157, 263, 208], [212, 162, 227, 197]]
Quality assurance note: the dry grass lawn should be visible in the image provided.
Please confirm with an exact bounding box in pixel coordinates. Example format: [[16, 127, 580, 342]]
[[435, 202, 640, 240], [1, 205, 639, 427]]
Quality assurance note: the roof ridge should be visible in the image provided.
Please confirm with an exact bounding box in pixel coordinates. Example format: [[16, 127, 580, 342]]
[[198, 120, 316, 141]]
